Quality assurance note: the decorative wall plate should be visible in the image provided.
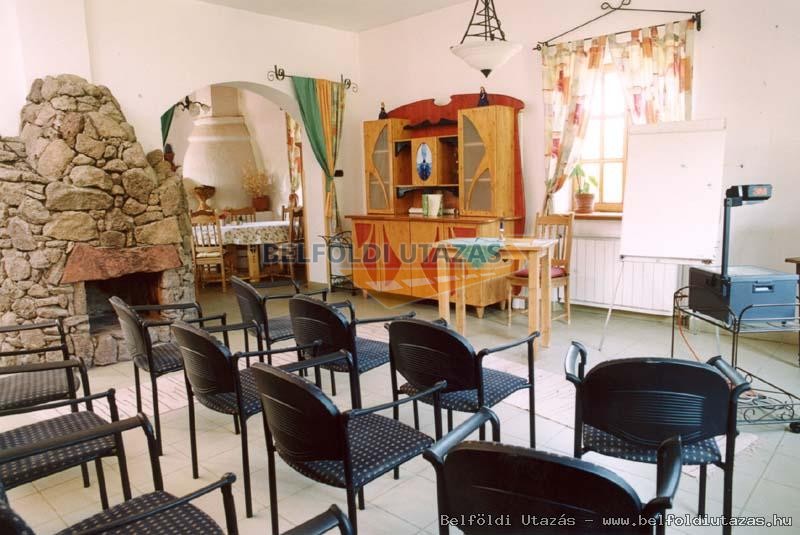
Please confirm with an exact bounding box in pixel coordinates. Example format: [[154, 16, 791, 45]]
[[416, 142, 433, 181]]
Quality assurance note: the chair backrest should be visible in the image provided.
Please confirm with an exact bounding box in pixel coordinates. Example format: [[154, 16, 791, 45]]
[[231, 276, 268, 331], [0, 320, 70, 363], [389, 319, 479, 393], [534, 212, 574, 271], [289, 295, 352, 355], [109, 296, 150, 359], [171, 321, 236, 395], [581, 358, 731, 446], [190, 211, 224, 252], [437, 442, 644, 534], [220, 206, 257, 223], [251, 362, 344, 462], [289, 206, 304, 243]]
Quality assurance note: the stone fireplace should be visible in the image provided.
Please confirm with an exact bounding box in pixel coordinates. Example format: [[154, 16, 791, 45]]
[[0, 74, 196, 366]]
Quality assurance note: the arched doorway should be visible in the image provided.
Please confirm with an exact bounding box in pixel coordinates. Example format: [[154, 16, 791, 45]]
[[160, 81, 325, 286]]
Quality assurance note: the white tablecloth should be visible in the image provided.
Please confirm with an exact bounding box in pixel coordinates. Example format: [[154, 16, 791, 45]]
[[220, 221, 289, 246]]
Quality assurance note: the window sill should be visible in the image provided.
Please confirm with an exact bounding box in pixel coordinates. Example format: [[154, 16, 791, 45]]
[[574, 212, 623, 221]]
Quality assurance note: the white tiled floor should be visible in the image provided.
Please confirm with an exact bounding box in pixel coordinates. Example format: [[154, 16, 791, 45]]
[[5, 286, 800, 534]]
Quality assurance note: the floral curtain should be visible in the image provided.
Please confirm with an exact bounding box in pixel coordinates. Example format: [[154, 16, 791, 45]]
[[541, 37, 607, 213], [608, 19, 695, 125], [285, 112, 304, 195], [291, 76, 346, 235]]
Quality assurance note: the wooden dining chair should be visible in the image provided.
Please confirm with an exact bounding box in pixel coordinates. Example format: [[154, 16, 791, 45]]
[[280, 206, 304, 279], [507, 212, 574, 325], [220, 206, 257, 224], [191, 211, 228, 292]]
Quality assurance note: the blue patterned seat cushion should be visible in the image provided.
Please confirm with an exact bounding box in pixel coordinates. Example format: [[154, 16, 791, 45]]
[[266, 315, 294, 342], [56, 490, 223, 535], [0, 368, 81, 411], [133, 343, 183, 375], [281, 413, 433, 488], [194, 367, 262, 418], [321, 337, 389, 374], [399, 368, 529, 412], [583, 425, 721, 465], [0, 412, 116, 489]]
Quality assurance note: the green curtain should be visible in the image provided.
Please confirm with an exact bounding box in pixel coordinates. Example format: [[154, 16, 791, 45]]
[[291, 76, 346, 234], [160, 106, 175, 147]]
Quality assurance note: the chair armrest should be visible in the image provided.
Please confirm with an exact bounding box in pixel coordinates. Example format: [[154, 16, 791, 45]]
[[642, 436, 682, 520], [707, 356, 750, 395], [0, 320, 61, 334], [301, 288, 329, 302], [564, 341, 588, 386], [0, 388, 111, 418], [347, 381, 447, 418], [0, 413, 145, 465], [329, 301, 355, 322], [70, 473, 238, 535], [235, 341, 323, 362], [0, 343, 70, 359], [477, 331, 539, 360], [265, 292, 298, 301], [205, 321, 255, 335], [383, 317, 447, 331], [352, 311, 416, 326], [271, 350, 351, 374], [283, 505, 353, 535], [131, 302, 202, 314], [0, 358, 82, 376], [182, 313, 227, 327], [423, 408, 501, 468]]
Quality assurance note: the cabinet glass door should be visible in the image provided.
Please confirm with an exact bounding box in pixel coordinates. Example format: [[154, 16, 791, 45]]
[[461, 115, 493, 213], [368, 125, 391, 211]]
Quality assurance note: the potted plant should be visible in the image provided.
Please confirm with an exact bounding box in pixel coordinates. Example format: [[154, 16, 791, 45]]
[[571, 164, 598, 214], [242, 168, 273, 211]]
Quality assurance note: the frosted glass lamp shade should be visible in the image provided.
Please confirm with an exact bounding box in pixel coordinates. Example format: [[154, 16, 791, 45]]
[[451, 39, 523, 77]]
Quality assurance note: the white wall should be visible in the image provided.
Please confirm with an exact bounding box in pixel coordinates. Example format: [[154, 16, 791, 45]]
[[358, 0, 800, 272], [0, 0, 26, 135]]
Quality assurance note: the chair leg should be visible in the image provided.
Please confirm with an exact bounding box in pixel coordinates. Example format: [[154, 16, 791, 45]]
[[507, 283, 513, 326], [221, 261, 227, 292], [358, 488, 365, 510], [346, 487, 358, 535], [188, 389, 199, 479], [240, 416, 253, 518], [314, 366, 322, 388], [267, 440, 280, 535], [698, 464, 707, 516], [412, 400, 420, 431], [564, 280, 571, 324], [95, 458, 109, 510], [80, 463, 90, 488], [134, 366, 142, 413], [479, 423, 486, 441], [529, 385, 535, 448], [115, 435, 132, 501], [151, 374, 163, 456], [447, 409, 453, 432], [722, 463, 734, 535], [233, 414, 240, 435]]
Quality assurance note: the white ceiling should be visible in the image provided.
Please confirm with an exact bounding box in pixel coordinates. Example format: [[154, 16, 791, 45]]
[[197, 0, 469, 32]]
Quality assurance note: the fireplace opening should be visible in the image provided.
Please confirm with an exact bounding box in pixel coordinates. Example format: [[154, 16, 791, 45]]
[[85, 272, 162, 334]]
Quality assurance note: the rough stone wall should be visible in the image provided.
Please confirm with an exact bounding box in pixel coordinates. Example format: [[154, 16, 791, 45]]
[[0, 74, 195, 366]]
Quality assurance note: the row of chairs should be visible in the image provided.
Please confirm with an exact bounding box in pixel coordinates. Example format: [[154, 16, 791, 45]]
[[0, 280, 751, 534]]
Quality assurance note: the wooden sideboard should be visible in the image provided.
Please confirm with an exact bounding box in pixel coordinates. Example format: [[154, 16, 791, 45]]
[[350, 95, 524, 314]]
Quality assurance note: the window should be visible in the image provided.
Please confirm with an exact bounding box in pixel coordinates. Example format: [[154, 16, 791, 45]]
[[576, 60, 627, 212]]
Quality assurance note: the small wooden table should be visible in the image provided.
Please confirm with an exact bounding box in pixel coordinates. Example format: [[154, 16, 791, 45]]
[[435, 238, 556, 347], [221, 221, 290, 282]]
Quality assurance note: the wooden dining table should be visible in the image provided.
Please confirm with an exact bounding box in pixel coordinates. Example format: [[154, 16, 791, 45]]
[[435, 237, 557, 347], [220, 220, 290, 282]]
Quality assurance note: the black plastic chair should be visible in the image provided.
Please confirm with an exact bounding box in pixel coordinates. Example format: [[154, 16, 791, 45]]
[[252, 352, 443, 535], [289, 295, 414, 407], [284, 505, 354, 535], [230, 276, 328, 364], [0, 320, 79, 411], [565, 342, 750, 535], [0, 387, 132, 511], [109, 296, 227, 455], [389, 319, 538, 445], [171, 320, 318, 518], [0, 413, 239, 535], [424, 408, 682, 535]]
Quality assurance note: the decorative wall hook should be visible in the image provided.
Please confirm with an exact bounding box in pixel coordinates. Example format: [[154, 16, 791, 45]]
[[267, 65, 286, 82], [340, 75, 358, 93]]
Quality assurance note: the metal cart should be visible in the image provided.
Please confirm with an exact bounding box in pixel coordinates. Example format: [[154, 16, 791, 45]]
[[320, 231, 356, 295]]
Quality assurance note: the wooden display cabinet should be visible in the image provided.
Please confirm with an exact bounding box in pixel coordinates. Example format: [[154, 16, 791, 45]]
[[363, 118, 410, 214], [459, 106, 515, 217]]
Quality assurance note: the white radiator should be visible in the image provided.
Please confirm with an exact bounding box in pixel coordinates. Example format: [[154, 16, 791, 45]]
[[570, 236, 680, 315]]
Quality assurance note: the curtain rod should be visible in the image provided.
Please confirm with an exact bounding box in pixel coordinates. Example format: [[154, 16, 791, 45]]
[[266, 65, 359, 93], [533, 0, 704, 51]]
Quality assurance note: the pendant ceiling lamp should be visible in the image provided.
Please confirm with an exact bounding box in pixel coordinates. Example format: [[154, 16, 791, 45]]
[[450, 0, 522, 78]]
